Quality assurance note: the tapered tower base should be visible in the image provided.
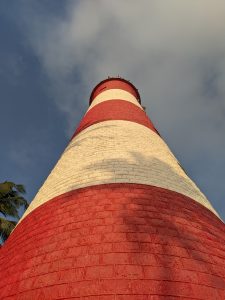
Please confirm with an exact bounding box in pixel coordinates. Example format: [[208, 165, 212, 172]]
[[1, 78, 224, 299]]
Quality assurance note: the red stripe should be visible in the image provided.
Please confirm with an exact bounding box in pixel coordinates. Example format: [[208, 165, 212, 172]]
[[72, 100, 159, 139], [0, 184, 224, 299], [90, 78, 140, 104]]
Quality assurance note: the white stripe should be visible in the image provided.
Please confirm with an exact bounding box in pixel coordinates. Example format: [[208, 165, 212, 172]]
[[88, 89, 143, 111], [20, 120, 219, 221]]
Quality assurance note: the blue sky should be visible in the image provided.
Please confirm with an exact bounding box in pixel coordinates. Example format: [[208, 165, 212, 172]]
[[0, 0, 225, 221]]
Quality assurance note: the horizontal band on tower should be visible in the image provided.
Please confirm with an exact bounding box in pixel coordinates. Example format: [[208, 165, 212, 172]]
[[90, 78, 141, 105], [88, 89, 143, 111], [72, 100, 159, 139], [2, 184, 225, 299], [21, 120, 218, 221]]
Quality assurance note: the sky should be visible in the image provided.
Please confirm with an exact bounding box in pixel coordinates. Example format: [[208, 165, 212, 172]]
[[0, 0, 225, 221]]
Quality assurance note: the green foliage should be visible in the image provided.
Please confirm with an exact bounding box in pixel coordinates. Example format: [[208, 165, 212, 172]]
[[0, 181, 29, 243]]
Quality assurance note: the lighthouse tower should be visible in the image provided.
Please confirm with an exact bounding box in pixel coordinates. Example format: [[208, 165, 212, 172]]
[[1, 78, 225, 299]]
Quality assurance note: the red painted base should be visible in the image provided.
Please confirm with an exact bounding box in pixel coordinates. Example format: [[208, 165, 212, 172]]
[[0, 184, 225, 299]]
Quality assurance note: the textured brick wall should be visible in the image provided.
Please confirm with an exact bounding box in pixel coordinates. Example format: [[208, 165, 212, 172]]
[[73, 100, 158, 137], [2, 78, 223, 299], [1, 184, 225, 299], [21, 120, 217, 221]]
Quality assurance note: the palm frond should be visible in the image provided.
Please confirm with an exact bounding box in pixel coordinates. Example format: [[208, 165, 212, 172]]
[[0, 182, 26, 195], [0, 202, 19, 219], [0, 182, 28, 210], [15, 184, 26, 194], [0, 217, 16, 242], [1, 196, 28, 209], [0, 181, 29, 243]]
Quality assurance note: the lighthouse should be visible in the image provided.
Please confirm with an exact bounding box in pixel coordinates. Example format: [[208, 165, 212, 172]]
[[1, 77, 225, 299]]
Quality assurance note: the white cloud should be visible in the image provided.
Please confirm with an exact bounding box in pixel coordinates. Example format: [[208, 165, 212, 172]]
[[20, 0, 225, 216]]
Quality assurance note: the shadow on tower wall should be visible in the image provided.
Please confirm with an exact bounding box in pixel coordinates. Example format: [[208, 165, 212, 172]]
[[0, 149, 225, 299], [84, 151, 225, 297]]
